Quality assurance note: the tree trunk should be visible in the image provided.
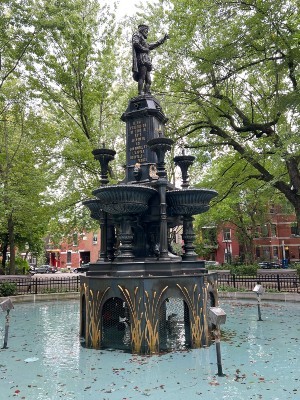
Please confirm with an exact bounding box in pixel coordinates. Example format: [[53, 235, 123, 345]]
[[1, 238, 8, 271], [8, 214, 16, 275]]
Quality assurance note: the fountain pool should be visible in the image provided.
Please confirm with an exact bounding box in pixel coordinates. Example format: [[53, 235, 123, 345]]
[[0, 299, 299, 400]]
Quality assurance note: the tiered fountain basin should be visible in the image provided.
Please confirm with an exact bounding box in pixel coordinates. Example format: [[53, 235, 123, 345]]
[[166, 188, 218, 216], [82, 199, 103, 219], [92, 184, 157, 215]]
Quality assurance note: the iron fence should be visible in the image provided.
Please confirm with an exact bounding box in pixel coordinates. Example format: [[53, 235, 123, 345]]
[[1, 273, 299, 296], [0, 276, 80, 295], [217, 273, 300, 292]]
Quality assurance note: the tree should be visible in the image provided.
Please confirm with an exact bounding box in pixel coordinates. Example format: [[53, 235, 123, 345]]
[[0, 81, 57, 273], [193, 151, 288, 263], [28, 0, 129, 237], [147, 0, 300, 226], [0, 0, 128, 269]]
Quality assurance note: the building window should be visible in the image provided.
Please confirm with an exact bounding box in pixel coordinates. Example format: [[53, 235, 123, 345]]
[[224, 244, 232, 264], [270, 224, 277, 237], [73, 234, 78, 246], [67, 251, 72, 264], [256, 247, 261, 258], [223, 228, 231, 241], [273, 246, 278, 258], [291, 223, 299, 235], [93, 232, 98, 244], [262, 247, 270, 260], [261, 225, 269, 237]]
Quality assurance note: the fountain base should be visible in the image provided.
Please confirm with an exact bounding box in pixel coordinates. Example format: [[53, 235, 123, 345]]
[[80, 267, 218, 354]]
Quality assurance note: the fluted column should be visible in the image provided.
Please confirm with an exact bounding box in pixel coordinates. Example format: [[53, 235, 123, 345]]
[[148, 137, 174, 260]]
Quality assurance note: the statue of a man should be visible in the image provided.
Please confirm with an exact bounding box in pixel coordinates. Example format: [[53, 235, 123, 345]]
[[132, 24, 169, 96]]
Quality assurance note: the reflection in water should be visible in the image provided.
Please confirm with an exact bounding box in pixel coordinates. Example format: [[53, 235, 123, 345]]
[[33, 303, 81, 370], [159, 298, 190, 351]]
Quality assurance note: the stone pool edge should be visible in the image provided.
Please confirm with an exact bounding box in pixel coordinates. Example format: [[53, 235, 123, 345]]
[[0, 292, 80, 303], [0, 291, 299, 303], [219, 291, 300, 302]]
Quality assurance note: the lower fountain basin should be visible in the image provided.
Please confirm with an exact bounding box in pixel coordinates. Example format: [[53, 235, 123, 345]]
[[166, 188, 218, 215], [93, 184, 157, 215]]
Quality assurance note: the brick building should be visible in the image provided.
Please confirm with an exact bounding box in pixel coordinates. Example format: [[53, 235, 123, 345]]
[[46, 230, 101, 269], [253, 212, 300, 264], [201, 210, 300, 265]]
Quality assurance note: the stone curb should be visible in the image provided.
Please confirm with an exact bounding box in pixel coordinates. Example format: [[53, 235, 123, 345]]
[[218, 291, 300, 302], [0, 292, 80, 303], [1, 291, 299, 304]]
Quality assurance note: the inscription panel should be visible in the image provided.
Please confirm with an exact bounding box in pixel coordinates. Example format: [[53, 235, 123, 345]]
[[128, 119, 147, 163], [127, 118, 163, 166]]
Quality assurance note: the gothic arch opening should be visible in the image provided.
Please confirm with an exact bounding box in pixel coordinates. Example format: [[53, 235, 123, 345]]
[[101, 297, 131, 351], [159, 297, 191, 352]]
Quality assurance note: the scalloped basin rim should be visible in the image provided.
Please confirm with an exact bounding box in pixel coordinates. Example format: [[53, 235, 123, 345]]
[[166, 188, 218, 216], [93, 184, 158, 194], [166, 188, 218, 197], [92, 185, 157, 215], [92, 148, 116, 155]]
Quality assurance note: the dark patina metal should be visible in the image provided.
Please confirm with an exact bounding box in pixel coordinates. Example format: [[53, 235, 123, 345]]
[[80, 53, 218, 353]]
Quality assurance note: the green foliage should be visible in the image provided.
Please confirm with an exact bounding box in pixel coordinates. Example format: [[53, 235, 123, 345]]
[[293, 263, 300, 277], [218, 285, 248, 292], [146, 0, 300, 226], [0, 0, 127, 264], [265, 288, 280, 293], [170, 242, 183, 256], [229, 265, 258, 276], [0, 282, 17, 297], [11, 257, 30, 275]]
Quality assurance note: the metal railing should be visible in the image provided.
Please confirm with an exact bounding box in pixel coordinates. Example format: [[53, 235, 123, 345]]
[[1, 273, 299, 296], [217, 273, 300, 292], [0, 276, 80, 295]]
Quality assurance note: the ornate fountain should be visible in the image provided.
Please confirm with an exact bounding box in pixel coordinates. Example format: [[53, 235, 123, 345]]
[[80, 93, 219, 354], [80, 27, 218, 354]]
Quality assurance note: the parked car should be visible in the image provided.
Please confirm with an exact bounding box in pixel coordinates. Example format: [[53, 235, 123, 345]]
[[47, 266, 58, 273], [32, 265, 57, 274], [73, 263, 90, 273], [258, 261, 281, 269]]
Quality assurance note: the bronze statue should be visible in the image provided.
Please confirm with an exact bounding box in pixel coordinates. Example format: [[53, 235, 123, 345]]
[[132, 24, 169, 96]]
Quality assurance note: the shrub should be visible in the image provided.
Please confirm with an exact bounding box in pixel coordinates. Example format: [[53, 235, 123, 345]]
[[0, 282, 17, 296], [293, 263, 300, 277], [218, 285, 248, 292], [229, 264, 258, 276], [60, 268, 70, 273], [5, 257, 30, 275]]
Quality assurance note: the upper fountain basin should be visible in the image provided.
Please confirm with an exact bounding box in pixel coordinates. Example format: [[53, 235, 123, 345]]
[[166, 188, 218, 216], [92, 184, 157, 215]]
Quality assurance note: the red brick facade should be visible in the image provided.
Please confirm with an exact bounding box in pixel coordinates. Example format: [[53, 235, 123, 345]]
[[207, 212, 300, 265], [47, 230, 101, 269]]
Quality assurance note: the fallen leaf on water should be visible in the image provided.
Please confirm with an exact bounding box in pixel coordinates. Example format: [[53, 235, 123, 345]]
[[24, 357, 39, 363]]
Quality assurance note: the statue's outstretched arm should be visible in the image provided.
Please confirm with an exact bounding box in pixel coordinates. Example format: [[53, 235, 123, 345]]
[[148, 33, 169, 50]]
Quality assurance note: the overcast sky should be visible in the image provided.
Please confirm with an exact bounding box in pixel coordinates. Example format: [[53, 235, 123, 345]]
[[114, 0, 144, 18]]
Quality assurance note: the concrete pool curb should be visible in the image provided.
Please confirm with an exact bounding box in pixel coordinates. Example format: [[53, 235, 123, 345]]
[[218, 291, 300, 302], [0, 292, 80, 303], [0, 291, 299, 304]]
